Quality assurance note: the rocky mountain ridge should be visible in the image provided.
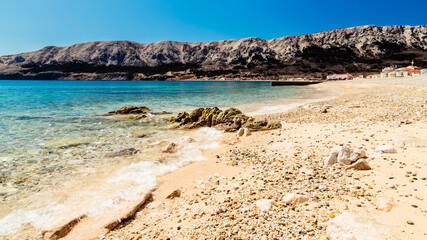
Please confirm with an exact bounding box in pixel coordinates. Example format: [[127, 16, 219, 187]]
[[0, 25, 426, 80]]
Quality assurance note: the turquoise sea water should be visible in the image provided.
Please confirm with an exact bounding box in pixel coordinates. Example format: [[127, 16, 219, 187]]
[[0, 80, 333, 235]]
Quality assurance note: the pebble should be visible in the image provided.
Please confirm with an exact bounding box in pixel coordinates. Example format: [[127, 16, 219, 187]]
[[98, 81, 427, 240]]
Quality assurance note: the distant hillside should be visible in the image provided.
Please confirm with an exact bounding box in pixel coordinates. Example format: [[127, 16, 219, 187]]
[[0, 25, 426, 80]]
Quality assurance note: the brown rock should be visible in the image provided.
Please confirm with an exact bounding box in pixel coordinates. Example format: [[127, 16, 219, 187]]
[[108, 106, 151, 114], [189, 108, 204, 121], [243, 128, 251, 136], [42, 214, 87, 240], [172, 107, 248, 132], [236, 128, 245, 137], [320, 105, 331, 113], [166, 189, 182, 199], [104, 192, 153, 231], [106, 148, 140, 158], [163, 143, 178, 153]]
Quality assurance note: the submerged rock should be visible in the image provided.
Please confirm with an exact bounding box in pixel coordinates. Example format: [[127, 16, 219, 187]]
[[179, 136, 195, 143], [131, 128, 152, 138], [109, 106, 151, 114], [106, 148, 140, 157], [163, 143, 178, 153]]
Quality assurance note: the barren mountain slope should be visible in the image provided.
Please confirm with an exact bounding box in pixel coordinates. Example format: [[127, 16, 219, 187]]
[[0, 25, 426, 80]]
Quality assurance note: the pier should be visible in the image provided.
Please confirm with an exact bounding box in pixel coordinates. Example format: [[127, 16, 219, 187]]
[[270, 80, 323, 86]]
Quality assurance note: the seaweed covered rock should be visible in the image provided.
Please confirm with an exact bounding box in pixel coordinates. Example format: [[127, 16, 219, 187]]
[[172, 111, 190, 123], [242, 119, 282, 131], [109, 106, 151, 114], [171, 107, 282, 132]]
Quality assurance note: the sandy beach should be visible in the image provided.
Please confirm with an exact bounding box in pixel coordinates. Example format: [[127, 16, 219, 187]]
[[94, 75, 427, 240]]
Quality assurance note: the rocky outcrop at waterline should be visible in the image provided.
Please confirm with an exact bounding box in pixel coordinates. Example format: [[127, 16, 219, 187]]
[[108, 106, 151, 114], [171, 107, 282, 132], [0, 25, 426, 80]]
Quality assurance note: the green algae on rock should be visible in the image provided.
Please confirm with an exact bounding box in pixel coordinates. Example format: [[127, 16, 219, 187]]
[[108, 106, 151, 114], [171, 107, 281, 132]]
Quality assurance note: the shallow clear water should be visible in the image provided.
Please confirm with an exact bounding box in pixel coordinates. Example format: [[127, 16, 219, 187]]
[[0, 80, 333, 235]]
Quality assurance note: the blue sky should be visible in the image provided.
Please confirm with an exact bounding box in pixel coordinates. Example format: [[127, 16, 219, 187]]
[[0, 0, 425, 56]]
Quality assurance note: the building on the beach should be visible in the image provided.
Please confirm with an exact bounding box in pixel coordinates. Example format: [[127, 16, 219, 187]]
[[326, 73, 352, 80], [388, 71, 397, 78], [380, 62, 423, 78], [367, 74, 380, 79]]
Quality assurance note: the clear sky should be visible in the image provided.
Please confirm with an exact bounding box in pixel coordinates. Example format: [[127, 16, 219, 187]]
[[0, 0, 426, 56]]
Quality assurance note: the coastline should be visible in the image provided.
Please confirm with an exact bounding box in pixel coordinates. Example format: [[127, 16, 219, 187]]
[[101, 75, 427, 240], [0, 80, 328, 239], [3, 75, 427, 239]]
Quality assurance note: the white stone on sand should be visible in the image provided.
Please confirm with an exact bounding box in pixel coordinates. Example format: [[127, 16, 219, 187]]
[[327, 213, 394, 240], [255, 199, 276, 212], [375, 145, 397, 153], [325, 146, 366, 166], [376, 197, 395, 212], [346, 159, 371, 170], [393, 134, 426, 148], [282, 193, 309, 204]]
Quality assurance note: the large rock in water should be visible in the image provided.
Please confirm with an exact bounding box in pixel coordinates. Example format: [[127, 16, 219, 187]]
[[171, 107, 281, 132], [109, 106, 151, 114]]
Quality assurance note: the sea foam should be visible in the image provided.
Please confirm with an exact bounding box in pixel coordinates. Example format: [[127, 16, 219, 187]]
[[0, 127, 222, 236]]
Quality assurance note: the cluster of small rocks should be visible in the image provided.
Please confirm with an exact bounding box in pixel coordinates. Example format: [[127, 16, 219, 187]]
[[102, 140, 382, 240]]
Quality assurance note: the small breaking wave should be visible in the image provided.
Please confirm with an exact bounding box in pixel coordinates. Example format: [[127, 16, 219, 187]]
[[0, 127, 222, 236]]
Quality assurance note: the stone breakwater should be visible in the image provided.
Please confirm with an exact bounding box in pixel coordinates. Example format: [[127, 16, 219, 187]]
[[98, 76, 426, 240]]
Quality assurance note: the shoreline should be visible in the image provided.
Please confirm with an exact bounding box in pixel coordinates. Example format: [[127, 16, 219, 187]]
[[3, 75, 427, 239], [101, 75, 427, 240], [0, 80, 332, 239], [1, 80, 338, 239]]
